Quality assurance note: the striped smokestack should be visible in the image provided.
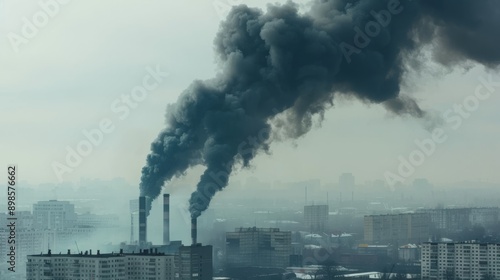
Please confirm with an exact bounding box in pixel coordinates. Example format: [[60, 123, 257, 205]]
[[139, 196, 147, 245], [191, 218, 197, 245], [163, 194, 170, 245]]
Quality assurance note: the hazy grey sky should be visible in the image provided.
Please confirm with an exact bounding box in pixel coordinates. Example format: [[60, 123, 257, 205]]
[[1, 0, 499, 188]]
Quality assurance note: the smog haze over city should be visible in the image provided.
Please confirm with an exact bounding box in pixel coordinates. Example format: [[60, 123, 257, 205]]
[[1, 1, 500, 279]]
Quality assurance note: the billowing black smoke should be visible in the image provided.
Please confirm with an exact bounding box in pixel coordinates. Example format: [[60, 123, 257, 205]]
[[140, 0, 500, 217]]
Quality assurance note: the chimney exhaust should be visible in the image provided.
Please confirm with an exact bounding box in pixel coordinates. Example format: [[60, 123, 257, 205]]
[[191, 218, 197, 245], [163, 194, 170, 245], [139, 196, 147, 246]]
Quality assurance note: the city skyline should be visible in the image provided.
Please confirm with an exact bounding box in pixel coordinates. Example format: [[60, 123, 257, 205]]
[[2, 1, 500, 279]]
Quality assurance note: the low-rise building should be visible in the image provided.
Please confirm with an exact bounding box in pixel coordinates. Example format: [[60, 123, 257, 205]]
[[398, 244, 420, 262]]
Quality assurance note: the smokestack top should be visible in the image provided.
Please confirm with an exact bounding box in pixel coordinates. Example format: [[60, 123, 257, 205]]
[[163, 193, 170, 245], [191, 217, 197, 245]]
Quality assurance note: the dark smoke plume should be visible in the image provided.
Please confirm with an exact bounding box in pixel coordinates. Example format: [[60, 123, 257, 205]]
[[140, 0, 500, 217]]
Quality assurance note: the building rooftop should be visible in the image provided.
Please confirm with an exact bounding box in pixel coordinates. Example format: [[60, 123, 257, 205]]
[[28, 249, 173, 258], [399, 244, 419, 249], [424, 241, 500, 245], [233, 227, 282, 232]]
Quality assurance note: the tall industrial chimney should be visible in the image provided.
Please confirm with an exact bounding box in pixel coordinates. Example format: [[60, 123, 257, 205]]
[[191, 218, 197, 245], [139, 196, 147, 245], [163, 194, 170, 245]]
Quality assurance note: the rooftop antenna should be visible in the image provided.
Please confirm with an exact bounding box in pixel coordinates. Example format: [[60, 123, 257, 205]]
[[74, 241, 80, 254], [305, 186, 308, 205]]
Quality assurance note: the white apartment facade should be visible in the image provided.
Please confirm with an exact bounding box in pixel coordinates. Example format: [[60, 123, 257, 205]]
[[27, 250, 176, 280], [27, 252, 126, 280], [421, 242, 500, 280], [127, 253, 175, 280]]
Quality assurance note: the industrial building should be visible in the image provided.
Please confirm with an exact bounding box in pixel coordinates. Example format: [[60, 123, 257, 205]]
[[131, 194, 213, 280], [135, 194, 171, 247], [364, 213, 430, 244], [421, 242, 500, 280], [226, 227, 292, 268], [304, 205, 329, 233]]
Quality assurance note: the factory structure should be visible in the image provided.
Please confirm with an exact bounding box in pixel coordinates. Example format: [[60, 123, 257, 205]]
[[26, 193, 213, 280], [136, 194, 213, 280]]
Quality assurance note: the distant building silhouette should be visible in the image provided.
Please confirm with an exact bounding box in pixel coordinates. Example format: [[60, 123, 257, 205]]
[[364, 213, 430, 244], [304, 205, 329, 233], [339, 173, 355, 188], [32, 200, 76, 230], [417, 207, 500, 231], [226, 227, 292, 268]]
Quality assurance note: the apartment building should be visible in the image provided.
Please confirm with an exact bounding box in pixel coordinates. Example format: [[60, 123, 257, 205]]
[[364, 213, 430, 244], [226, 227, 292, 268], [26, 249, 176, 280], [32, 200, 77, 230], [176, 244, 213, 280], [304, 205, 329, 233], [418, 208, 500, 231], [421, 242, 500, 280]]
